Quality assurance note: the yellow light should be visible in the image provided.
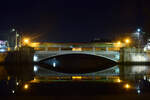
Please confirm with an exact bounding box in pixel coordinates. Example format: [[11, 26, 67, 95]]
[[124, 38, 131, 44], [72, 76, 82, 80], [29, 42, 40, 47], [117, 41, 121, 45], [124, 83, 131, 89], [23, 38, 30, 45], [72, 48, 82, 51], [115, 41, 122, 47], [24, 84, 29, 90], [115, 78, 122, 83]]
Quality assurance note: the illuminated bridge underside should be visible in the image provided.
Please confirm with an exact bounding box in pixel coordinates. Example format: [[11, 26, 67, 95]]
[[34, 51, 119, 62], [35, 65, 120, 77]]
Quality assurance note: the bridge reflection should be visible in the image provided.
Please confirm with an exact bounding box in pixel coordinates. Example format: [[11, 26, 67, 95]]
[[34, 65, 120, 77], [1, 64, 150, 96], [0, 64, 150, 82], [35, 65, 150, 82]]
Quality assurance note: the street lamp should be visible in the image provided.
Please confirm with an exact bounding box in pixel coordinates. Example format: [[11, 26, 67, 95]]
[[124, 38, 131, 47], [125, 38, 130, 44], [12, 28, 19, 50], [23, 38, 30, 45], [137, 28, 141, 33], [136, 28, 141, 48]]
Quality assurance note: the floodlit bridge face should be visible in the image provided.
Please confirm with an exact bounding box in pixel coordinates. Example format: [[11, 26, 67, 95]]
[[34, 50, 120, 63]]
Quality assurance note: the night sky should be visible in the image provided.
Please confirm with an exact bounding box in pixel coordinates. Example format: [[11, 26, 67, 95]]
[[0, 0, 150, 42]]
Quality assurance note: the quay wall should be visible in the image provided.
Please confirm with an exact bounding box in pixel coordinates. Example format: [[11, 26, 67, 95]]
[[0, 46, 34, 65], [119, 48, 150, 64]]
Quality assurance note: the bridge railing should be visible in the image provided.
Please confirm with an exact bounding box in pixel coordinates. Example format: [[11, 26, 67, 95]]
[[33, 46, 120, 52]]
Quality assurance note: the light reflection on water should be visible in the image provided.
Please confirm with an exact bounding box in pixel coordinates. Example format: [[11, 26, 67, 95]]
[[120, 65, 150, 81], [33, 65, 150, 81], [1, 64, 150, 81], [132, 66, 148, 74], [1, 64, 150, 95]]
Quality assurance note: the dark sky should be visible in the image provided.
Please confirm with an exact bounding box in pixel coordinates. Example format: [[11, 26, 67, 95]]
[[0, 0, 150, 42]]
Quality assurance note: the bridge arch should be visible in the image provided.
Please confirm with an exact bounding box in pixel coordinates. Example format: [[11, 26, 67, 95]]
[[37, 53, 117, 74], [38, 52, 118, 63], [34, 50, 119, 63]]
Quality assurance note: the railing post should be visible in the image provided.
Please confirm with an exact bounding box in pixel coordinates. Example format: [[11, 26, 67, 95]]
[[59, 47, 61, 53], [93, 46, 95, 54], [45, 47, 48, 51], [106, 47, 108, 51]]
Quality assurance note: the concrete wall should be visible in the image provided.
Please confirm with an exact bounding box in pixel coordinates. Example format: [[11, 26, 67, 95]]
[[120, 48, 150, 64], [0, 53, 7, 64], [4, 46, 34, 64]]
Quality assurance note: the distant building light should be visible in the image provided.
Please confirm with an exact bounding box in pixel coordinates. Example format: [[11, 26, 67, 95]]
[[12, 90, 15, 94], [11, 28, 15, 32]]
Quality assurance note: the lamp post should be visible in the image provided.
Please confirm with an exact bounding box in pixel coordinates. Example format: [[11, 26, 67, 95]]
[[15, 31, 19, 49], [11, 28, 19, 50], [137, 28, 141, 48]]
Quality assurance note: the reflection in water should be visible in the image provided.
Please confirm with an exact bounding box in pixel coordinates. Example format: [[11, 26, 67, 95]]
[[1, 64, 150, 83], [0, 66, 8, 80], [1, 64, 150, 95], [34, 65, 120, 77], [131, 55, 147, 62], [120, 65, 150, 81], [132, 66, 148, 74], [34, 65, 39, 72], [0, 64, 35, 95]]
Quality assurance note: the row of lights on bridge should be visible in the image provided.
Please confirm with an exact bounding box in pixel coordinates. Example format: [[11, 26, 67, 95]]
[[116, 38, 131, 47]]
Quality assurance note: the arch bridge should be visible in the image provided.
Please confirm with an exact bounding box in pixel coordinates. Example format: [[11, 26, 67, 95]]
[[31, 42, 121, 62]]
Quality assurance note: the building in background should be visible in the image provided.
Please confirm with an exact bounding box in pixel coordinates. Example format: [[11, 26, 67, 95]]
[[0, 40, 9, 52]]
